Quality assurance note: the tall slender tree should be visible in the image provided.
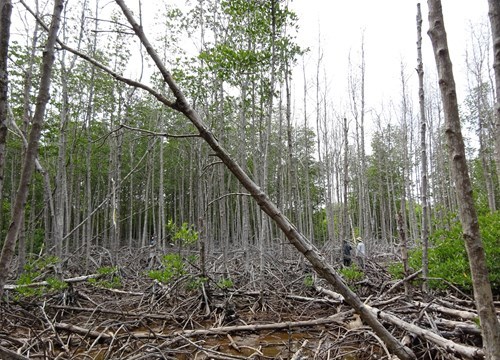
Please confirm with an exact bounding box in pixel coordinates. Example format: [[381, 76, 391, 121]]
[[416, 3, 430, 293], [0, 0, 12, 206], [488, 0, 500, 186], [428, 1, 500, 358], [0, 0, 65, 299]]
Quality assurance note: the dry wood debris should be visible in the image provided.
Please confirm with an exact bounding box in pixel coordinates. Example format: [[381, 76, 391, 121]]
[[0, 245, 497, 359]]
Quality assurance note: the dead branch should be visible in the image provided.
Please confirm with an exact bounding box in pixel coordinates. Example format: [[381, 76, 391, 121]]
[[175, 311, 352, 337], [385, 269, 422, 295], [365, 304, 485, 359]]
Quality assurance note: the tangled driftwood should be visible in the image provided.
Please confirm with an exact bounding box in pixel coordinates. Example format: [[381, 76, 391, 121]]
[[0, 247, 496, 359]]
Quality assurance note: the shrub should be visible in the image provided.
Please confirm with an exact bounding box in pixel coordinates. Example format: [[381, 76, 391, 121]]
[[389, 211, 500, 292], [148, 253, 186, 284], [303, 274, 314, 287], [14, 256, 65, 298], [217, 278, 234, 289], [88, 266, 122, 289]]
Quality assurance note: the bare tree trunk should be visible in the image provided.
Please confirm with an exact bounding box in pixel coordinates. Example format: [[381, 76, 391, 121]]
[[416, 3, 430, 293], [0, 0, 64, 299], [397, 211, 410, 296], [357, 36, 371, 242], [0, 0, 12, 201], [341, 117, 350, 266], [488, 0, 500, 187], [399, 64, 410, 257], [466, 23, 497, 212], [428, 1, 500, 358]]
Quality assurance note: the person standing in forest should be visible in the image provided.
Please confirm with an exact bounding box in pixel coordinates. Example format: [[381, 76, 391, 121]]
[[355, 237, 366, 270], [343, 240, 352, 267]]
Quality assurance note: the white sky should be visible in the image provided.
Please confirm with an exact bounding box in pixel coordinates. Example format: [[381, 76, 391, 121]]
[[289, 0, 490, 120]]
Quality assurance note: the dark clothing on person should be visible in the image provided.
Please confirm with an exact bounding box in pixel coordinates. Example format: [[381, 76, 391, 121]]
[[343, 242, 352, 266]]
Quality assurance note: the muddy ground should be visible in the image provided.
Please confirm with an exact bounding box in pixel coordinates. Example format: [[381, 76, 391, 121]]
[[0, 244, 494, 359]]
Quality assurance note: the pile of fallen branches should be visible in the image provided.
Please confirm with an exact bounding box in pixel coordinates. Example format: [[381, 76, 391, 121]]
[[0, 245, 496, 359]]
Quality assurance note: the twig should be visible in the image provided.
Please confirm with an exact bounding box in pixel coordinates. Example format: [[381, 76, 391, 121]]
[[291, 339, 308, 360]]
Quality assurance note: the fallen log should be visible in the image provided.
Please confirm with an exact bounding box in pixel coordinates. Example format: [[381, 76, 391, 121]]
[[434, 318, 482, 336], [174, 310, 353, 337], [54, 322, 113, 341], [412, 301, 479, 321], [3, 274, 101, 290], [365, 305, 484, 359]]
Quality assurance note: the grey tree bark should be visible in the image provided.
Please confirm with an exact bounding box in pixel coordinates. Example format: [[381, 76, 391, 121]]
[[428, 1, 500, 358], [0, 0, 12, 218], [416, 3, 430, 293], [488, 0, 500, 187], [0, 0, 65, 299], [466, 23, 497, 212]]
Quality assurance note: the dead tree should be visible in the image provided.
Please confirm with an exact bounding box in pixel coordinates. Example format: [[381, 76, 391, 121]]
[[416, 3, 430, 293], [427, 1, 500, 358]]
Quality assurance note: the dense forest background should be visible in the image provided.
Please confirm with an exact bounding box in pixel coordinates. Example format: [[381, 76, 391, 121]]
[[0, 0, 499, 359], [0, 0, 498, 287]]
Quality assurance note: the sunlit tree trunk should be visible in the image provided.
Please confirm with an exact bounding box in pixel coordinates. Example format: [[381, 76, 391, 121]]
[[15, 7, 40, 273], [428, 1, 500, 357]]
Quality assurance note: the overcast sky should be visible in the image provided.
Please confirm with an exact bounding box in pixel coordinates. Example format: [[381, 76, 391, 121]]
[[117, 0, 490, 120], [289, 0, 490, 120]]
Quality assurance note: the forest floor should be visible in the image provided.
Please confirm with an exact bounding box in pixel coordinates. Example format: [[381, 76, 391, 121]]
[[0, 244, 496, 360]]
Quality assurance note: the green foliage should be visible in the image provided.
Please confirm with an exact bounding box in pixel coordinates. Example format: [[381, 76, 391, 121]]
[[217, 278, 234, 289], [14, 256, 64, 298], [97, 266, 118, 275], [303, 274, 314, 288], [88, 267, 122, 289], [390, 212, 500, 292], [148, 253, 186, 284], [167, 220, 199, 247], [186, 276, 208, 291], [339, 265, 364, 282], [46, 277, 68, 291], [387, 262, 405, 280]]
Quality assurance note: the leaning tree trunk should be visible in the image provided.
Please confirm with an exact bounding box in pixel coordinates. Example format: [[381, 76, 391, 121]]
[[114, 2, 417, 359], [0, 0, 65, 300], [488, 0, 500, 187], [428, 1, 500, 358]]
